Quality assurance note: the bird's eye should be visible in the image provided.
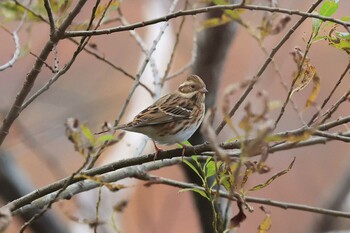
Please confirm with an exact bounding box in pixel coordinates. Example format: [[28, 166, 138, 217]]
[[190, 84, 195, 89]]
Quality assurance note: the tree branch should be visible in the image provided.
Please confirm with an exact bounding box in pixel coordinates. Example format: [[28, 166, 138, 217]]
[[0, 0, 89, 147], [141, 175, 350, 219], [3, 114, 350, 217], [215, 0, 324, 135], [64, 3, 350, 38]]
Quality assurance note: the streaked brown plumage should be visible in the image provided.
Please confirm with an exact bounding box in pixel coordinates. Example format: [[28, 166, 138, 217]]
[[114, 74, 207, 158]]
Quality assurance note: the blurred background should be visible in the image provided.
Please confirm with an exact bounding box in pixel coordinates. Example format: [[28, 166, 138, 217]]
[[1, 0, 350, 232]]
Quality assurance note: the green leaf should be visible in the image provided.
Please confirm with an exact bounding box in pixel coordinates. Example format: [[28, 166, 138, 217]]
[[328, 30, 350, 53], [205, 160, 217, 179], [319, 0, 339, 17], [182, 159, 204, 183], [191, 155, 202, 168], [81, 124, 95, 145], [96, 134, 116, 144], [212, 0, 230, 5], [220, 175, 232, 191], [176, 140, 192, 148], [312, 17, 322, 36], [340, 16, 350, 22], [312, 35, 327, 43], [0, 1, 26, 21], [179, 188, 210, 200]]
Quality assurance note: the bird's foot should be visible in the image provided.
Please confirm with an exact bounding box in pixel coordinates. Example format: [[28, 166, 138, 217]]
[[152, 141, 163, 160]]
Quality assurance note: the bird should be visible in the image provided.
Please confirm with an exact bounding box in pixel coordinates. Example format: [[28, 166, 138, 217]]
[[101, 74, 207, 159]]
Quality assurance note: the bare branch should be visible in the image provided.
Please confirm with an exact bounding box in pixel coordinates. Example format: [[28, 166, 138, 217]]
[[0, 9, 26, 71], [4, 114, 350, 217], [320, 88, 350, 124], [161, 4, 187, 85], [0, 0, 89, 147], [215, 0, 324, 135], [114, 0, 180, 127], [314, 130, 350, 143], [21, 0, 115, 112], [274, 40, 314, 128], [64, 3, 350, 38], [12, 157, 183, 216], [309, 62, 350, 125], [166, 16, 197, 81], [140, 175, 350, 218], [43, 0, 56, 35], [117, 7, 160, 82], [0, 29, 21, 71]]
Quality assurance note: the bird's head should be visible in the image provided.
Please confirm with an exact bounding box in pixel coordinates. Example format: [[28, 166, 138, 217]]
[[177, 75, 208, 100]]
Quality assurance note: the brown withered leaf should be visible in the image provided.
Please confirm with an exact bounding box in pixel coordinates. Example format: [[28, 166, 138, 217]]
[[113, 200, 128, 213], [77, 174, 126, 192], [270, 16, 291, 35], [65, 212, 105, 227], [259, 13, 290, 40], [239, 91, 269, 133], [290, 47, 320, 108]]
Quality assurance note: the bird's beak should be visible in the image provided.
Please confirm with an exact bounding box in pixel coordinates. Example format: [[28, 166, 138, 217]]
[[199, 87, 208, 93]]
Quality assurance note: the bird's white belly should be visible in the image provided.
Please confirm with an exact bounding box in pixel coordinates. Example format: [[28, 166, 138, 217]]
[[153, 123, 200, 145]]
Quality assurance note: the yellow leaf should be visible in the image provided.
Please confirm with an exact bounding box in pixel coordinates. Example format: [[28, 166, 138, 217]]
[[258, 207, 272, 233], [306, 74, 321, 108], [266, 128, 314, 143]]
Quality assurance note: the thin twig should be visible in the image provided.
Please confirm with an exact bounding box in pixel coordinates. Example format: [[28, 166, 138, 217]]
[[94, 186, 103, 233], [43, 0, 56, 35], [21, 0, 114, 112], [166, 7, 198, 81], [273, 37, 314, 128], [29, 51, 56, 73], [141, 175, 350, 218], [0, 28, 21, 71], [0, 10, 26, 71], [215, 0, 324, 135], [314, 130, 350, 142], [71, 40, 154, 95], [19, 154, 93, 232], [117, 7, 160, 81], [0, 0, 89, 147], [114, 0, 179, 127], [64, 3, 350, 38], [320, 88, 350, 124], [12, 0, 152, 94], [161, 1, 188, 86], [309, 62, 350, 125]]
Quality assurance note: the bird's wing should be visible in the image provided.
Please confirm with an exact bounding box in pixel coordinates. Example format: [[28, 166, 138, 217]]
[[127, 94, 193, 128]]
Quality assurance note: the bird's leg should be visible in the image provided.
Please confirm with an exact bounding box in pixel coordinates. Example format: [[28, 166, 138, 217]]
[[152, 140, 162, 160], [178, 142, 189, 160]]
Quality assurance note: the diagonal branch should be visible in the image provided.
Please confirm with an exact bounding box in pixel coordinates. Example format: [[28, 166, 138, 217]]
[[0, 0, 89, 147], [215, 0, 324, 135]]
